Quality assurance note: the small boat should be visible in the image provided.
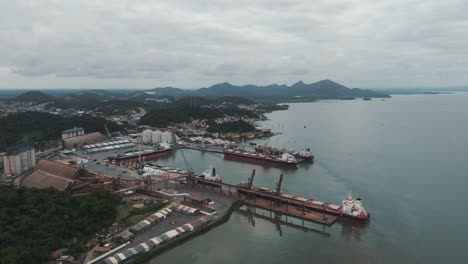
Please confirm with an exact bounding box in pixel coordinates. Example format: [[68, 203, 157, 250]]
[[294, 148, 314, 161]]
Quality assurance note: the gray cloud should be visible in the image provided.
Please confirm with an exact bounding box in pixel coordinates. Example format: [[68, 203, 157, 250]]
[[0, 0, 467, 89]]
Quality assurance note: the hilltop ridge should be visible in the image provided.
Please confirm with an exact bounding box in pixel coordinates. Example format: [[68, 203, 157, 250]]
[[149, 79, 390, 99]]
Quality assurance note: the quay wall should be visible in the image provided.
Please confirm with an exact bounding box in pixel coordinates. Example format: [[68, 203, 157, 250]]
[[127, 200, 241, 264]]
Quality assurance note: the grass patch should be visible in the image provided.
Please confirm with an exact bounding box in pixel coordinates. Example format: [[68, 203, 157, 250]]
[[129, 201, 170, 217], [118, 201, 171, 225], [115, 204, 134, 223], [125, 212, 156, 225]]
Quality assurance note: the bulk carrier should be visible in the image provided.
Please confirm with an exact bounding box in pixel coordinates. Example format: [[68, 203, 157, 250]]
[[223, 148, 298, 167], [255, 145, 315, 162], [235, 171, 370, 223]]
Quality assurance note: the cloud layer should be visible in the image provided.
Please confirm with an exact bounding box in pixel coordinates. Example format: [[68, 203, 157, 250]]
[[1, 0, 467, 89]]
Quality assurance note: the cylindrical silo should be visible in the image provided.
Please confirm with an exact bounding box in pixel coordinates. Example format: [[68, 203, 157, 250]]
[[142, 129, 153, 144], [152, 130, 162, 143], [161, 131, 173, 143]]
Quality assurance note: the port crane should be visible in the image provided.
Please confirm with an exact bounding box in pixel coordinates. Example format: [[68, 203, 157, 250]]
[[104, 124, 111, 138], [275, 173, 284, 196], [180, 149, 195, 186], [247, 169, 256, 189]]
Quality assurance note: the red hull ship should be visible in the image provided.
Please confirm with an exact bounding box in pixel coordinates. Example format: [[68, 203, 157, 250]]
[[237, 183, 370, 223], [110, 149, 173, 164], [223, 149, 298, 167]]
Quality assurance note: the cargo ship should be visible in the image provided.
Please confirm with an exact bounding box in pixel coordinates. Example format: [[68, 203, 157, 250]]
[[255, 145, 315, 162], [237, 183, 369, 222], [223, 148, 298, 167], [109, 148, 172, 164]]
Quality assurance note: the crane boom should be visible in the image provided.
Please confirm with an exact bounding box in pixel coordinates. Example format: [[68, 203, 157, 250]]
[[104, 124, 111, 138]]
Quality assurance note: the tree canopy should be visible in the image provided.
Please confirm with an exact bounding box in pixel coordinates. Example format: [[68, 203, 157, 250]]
[[0, 186, 120, 264], [0, 112, 123, 151]]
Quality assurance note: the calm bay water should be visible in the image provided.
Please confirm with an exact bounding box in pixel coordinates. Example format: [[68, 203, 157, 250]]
[[152, 93, 468, 263]]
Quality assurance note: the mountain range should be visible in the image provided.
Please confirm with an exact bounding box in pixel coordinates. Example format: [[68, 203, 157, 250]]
[[149, 79, 390, 98], [9, 79, 390, 103]]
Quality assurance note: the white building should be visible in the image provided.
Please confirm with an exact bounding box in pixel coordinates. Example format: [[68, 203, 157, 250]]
[[152, 130, 162, 144], [62, 127, 84, 139], [161, 131, 173, 144], [142, 129, 153, 144], [3, 144, 36, 176]]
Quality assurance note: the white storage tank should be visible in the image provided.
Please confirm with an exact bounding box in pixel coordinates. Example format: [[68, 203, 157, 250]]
[[152, 130, 162, 144], [142, 129, 153, 144], [161, 131, 173, 144]]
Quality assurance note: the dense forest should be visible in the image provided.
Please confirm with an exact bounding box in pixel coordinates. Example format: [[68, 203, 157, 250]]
[[0, 186, 120, 264], [0, 112, 123, 151], [140, 102, 258, 127], [206, 120, 256, 133]]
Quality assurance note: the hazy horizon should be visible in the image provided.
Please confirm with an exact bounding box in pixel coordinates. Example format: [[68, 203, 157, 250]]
[[0, 80, 467, 92]]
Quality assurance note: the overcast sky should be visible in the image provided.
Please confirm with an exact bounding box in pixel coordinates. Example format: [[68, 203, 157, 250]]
[[1, 0, 467, 89]]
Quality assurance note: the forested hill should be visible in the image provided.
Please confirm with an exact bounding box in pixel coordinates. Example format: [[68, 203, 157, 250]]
[[150, 79, 390, 99], [0, 112, 123, 151], [12, 91, 56, 103], [0, 186, 120, 263]]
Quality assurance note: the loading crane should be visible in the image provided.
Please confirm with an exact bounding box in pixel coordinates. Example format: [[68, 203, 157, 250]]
[[180, 149, 195, 186], [247, 169, 256, 189], [275, 173, 284, 196], [104, 124, 111, 138]]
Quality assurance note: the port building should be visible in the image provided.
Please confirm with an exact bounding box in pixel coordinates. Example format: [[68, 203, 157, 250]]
[[22, 160, 84, 191], [63, 132, 107, 149], [62, 127, 84, 139], [3, 144, 36, 176]]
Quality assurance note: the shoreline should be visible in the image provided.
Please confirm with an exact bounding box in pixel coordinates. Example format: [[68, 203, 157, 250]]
[[127, 200, 241, 264]]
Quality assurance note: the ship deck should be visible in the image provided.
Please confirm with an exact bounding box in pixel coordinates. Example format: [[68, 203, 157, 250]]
[[239, 195, 337, 225]]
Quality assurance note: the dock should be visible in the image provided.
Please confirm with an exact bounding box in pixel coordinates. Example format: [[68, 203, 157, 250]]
[[178, 144, 224, 154], [196, 168, 370, 225], [196, 176, 343, 225]]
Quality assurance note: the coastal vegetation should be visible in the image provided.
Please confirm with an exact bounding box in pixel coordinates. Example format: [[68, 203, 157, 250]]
[[256, 104, 289, 111], [139, 101, 258, 127], [206, 120, 256, 134], [0, 112, 123, 151], [0, 186, 120, 264], [122, 201, 171, 225]]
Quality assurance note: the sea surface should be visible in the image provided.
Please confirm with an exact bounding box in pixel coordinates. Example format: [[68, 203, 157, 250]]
[[152, 93, 468, 264]]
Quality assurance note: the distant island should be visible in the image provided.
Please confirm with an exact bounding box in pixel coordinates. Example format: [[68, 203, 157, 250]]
[[147, 79, 390, 100]]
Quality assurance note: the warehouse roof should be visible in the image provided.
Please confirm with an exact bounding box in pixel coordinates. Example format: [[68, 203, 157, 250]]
[[184, 194, 211, 203], [22, 160, 82, 191], [35, 160, 81, 180], [23, 170, 74, 191], [63, 132, 107, 149], [62, 127, 84, 134]]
